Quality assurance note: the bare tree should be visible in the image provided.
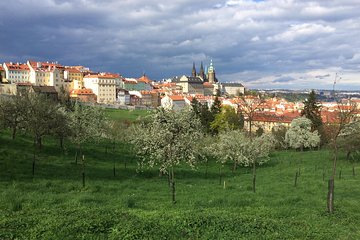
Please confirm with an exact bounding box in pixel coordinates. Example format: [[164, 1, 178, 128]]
[[327, 75, 358, 213], [238, 95, 265, 192]]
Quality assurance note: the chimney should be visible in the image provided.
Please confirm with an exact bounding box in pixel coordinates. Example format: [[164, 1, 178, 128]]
[[37, 62, 41, 68]]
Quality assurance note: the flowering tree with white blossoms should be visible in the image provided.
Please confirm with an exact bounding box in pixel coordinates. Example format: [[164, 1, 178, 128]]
[[130, 108, 203, 204], [285, 117, 320, 151], [211, 130, 275, 192]]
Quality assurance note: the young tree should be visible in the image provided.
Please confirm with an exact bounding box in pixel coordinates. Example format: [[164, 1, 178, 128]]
[[211, 130, 248, 172], [197, 134, 215, 178], [326, 100, 358, 213], [210, 105, 243, 133], [238, 95, 265, 137], [130, 108, 203, 204], [338, 120, 360, 160], [237, 95, 266, 192], [50, 107, 71, 151], [0, 94, 28, 139], [285, 117, 320, 151], [210, 96, 222, 116], [246, 133, 275, 192], [336, 120, 360, 179], [191, 98, 215, 134], [69, 102, 107, 164], [211, 130, 274, 192], [103, 120, 130, 176], [301, 90, 323, 131], [271, 125, 288, 150], [24, 94, 61, 175], [25, 94, 60, 149]]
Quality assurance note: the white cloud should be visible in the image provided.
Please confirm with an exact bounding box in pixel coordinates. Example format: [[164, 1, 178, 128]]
[[267, 23, 335, 42]]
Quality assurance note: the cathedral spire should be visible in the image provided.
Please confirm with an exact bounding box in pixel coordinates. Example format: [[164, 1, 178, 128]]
[[191, 62, 197, 77], [199, 61, 206, 81]]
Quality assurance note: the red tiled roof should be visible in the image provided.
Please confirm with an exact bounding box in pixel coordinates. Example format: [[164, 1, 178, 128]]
[[70, 88, 95, 95], [138, 74, 152, 84], [5, 62, 30, 71], [252, 112, 300, 123], [84, 73, 118, 79], [169, 95, 184, 101], [203, 82, 214, 88], [65, 68, 81, 73]]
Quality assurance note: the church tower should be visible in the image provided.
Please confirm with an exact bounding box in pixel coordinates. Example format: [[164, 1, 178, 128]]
[[207, 59, 216, 84], [199, 62, 206, 81], [191, 62, 197, 77]]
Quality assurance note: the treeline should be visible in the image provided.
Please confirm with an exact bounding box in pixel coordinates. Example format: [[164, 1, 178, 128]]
[[0, 91, 109, 177]]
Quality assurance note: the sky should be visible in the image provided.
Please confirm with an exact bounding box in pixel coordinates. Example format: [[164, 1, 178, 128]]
[[0, 0, 359, 90]]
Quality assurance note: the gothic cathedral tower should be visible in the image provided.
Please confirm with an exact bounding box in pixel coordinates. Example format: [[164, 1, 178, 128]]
[[191, 62, 197, 77]]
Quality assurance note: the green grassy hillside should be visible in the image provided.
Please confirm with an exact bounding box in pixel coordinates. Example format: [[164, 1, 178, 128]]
[[104, 108, 150, 122], [1, 123, 360, 239]]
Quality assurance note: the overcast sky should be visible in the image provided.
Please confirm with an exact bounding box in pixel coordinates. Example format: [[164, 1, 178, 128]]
[[0, 0, 359, 90]]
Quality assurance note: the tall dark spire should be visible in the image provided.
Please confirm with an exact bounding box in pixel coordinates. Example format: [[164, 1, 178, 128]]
[[191, 62, 197, 77], [199, 62, 206, 81]]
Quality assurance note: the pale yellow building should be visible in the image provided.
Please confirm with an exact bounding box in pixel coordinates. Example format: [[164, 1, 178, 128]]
[[64, 67, 84, 90], [83, 73, 117, 103]]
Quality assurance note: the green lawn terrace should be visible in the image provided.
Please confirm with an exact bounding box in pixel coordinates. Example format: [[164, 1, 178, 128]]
[[104, 108, 150, 123], [1, 109, 360, 239]]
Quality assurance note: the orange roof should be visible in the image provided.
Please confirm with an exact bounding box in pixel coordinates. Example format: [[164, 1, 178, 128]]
[[203, 82, 214, 87], [5, 62, 29, 71], [138, 74, 152, 84], [70, 88, 95, 95], [65, 67, 81, 73], [84, 73, 118, 79], [28, 61, 64, 71], [0, 66, 4, 71], [251, 112, 300, 123], [169, 95, 184, 101]]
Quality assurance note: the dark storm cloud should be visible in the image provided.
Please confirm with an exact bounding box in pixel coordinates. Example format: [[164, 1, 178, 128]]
[[0, 0, 360, 89]]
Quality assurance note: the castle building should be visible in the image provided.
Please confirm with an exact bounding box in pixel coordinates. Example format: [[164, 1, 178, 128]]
[[172, 60, 219, 95]]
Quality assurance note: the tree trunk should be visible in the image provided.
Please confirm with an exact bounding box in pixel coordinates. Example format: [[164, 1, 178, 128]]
[[339, 169, 342, 180], [205, 159, 209, 178], [346, 151, 351, 160], [171, 167, 176, 204], [37, 136, 42, 150], [59, 137, 64, 151], [113, 159, 116, 177], [327, 140, 338, 213], [219, 165, 223, 185], [82, 155, 85, 188], [252, 160, 256, 193], [12, 127, 17, 140], [327, 179, 334, 213], [353, 165, 355, 177], [75, 145, 81, 164], [75, 150, 78, 164], [233, 161, 237, 172], [32, 152, 36, 177], [294, 171, 298, 187]]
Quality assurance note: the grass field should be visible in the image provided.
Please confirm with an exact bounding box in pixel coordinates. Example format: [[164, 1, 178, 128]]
[[1, 109, 360, 239], [104, 108, 150, 122]]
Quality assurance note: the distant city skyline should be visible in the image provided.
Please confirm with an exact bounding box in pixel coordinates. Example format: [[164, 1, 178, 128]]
[[0, 0, 359, 90]]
